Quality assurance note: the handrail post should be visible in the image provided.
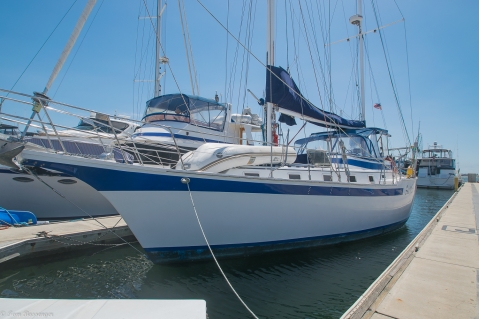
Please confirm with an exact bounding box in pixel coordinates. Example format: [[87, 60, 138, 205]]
[[166, 126, 185, 170], [105, 115, 129, 164], [35, 112, 55, 151], [41, 103, 67, 153]]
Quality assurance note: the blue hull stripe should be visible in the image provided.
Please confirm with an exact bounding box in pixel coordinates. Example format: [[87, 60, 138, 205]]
[[330, 157, 385, 170], [22, 159, 403, 196], [132, 132, 226, 144], [0, 168, 18, 175], [144, 218, 409, 253]]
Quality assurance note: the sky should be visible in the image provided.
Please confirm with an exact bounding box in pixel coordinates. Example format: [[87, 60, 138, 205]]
[[0, 0, 478, 174]]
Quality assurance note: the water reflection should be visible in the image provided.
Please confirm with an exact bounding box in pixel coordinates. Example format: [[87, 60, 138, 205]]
[[1, 255, 152, 299]]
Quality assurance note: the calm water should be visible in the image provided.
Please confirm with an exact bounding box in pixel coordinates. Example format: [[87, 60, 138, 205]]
[[0, 188, 454, 318]]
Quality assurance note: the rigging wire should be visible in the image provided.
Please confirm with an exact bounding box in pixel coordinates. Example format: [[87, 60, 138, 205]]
[[133, 1, 154, 120], [52, 0, 106, 100], [288, 3, 307, 97], [239, 0, 257, 113], [0, 0, 80, 111], [392, 0, 415, 145], [370, 0, 411, 146], [364, 38, 387, 128], [224, 0, 230, 106], [181, 0, 200, 95], [236, 0, 251, 113], [338, 0, 359, 119], [178, 0, 197, 95], [297, 1, 324, 110], [228, 0, 248, 112], [304, 1, 330, 111], [133, 1, 143, 120]]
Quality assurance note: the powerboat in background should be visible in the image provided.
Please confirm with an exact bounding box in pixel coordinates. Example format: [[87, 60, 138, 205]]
[[416, 142, 459, 189]]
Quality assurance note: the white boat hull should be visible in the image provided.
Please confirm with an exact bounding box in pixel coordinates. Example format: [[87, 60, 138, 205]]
[[19, 150, 416, 262], [0, 166, 118, 220], [416, 175, 455, 189]]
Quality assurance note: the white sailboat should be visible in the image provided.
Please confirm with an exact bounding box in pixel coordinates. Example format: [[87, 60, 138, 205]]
[[5, 0, 417, 263], [0, 114, 138, 220]]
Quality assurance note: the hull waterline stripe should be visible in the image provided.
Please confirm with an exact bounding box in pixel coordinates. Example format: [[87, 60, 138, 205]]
[[143, 218, 410, 252]]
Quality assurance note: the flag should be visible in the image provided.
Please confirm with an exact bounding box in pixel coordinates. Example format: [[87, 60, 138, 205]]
[[374, 103, 382, 110]]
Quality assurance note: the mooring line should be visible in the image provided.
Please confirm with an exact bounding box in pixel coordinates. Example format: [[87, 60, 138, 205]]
[[183, 178, 260, 319], [22, 166, 145, 257]]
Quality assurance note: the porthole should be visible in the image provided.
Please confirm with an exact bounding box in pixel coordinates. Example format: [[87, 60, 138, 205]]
[[349, 176, 357, 182], [369, 176, 374, 182], [289, 174, 301, 180], [12, 177, 34, 183], [244, 173, 259, 177], [57, 179, 77, 185], [323, 175, 332, 182]]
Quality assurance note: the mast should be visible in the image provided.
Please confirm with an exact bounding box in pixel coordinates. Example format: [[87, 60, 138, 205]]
[[154, 0, 167, 97], [44, 0, 97, 95], [350, 0, 365, 123], [154, 0, 161, 97], [266, 0, 275, 145]]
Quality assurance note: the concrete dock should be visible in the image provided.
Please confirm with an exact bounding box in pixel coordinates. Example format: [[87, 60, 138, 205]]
[[0, 216, 135, 266], [0, 298, 206, 318], [342, 182, 479, 319]]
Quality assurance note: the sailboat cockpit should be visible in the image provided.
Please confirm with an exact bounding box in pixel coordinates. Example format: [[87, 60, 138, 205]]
[[294, 128, 390, 166]]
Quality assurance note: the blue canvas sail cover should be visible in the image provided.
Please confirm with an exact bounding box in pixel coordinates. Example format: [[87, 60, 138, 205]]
[[265, 65, 365, 129]]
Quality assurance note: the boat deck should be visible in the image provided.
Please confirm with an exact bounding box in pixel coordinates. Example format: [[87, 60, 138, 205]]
[[0, 216, 134, 265], [342, 182, 479, 319]]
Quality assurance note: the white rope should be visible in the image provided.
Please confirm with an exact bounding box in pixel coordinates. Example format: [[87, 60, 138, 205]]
[[184, 179, 259, 319]]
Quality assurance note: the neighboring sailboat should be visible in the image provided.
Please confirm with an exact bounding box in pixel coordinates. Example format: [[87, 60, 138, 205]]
[[0, 0, 124, 220], [126, 93, 263, 166], [10, 0, 416, 263], [0, 115, 137, 220]]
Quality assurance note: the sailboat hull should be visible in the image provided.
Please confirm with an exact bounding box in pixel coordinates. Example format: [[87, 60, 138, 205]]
[[0, 165, 119, 220], [19, 149, 416, 263], [105, 189, 413, 263]]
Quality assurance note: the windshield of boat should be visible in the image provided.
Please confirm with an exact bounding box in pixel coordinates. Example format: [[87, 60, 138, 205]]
[[296, 131, 385, 159], [422, 149, 451, 158], [74, 119, 130, 134], [0, 125, 20, 137], [143, 94, 227, 131]]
